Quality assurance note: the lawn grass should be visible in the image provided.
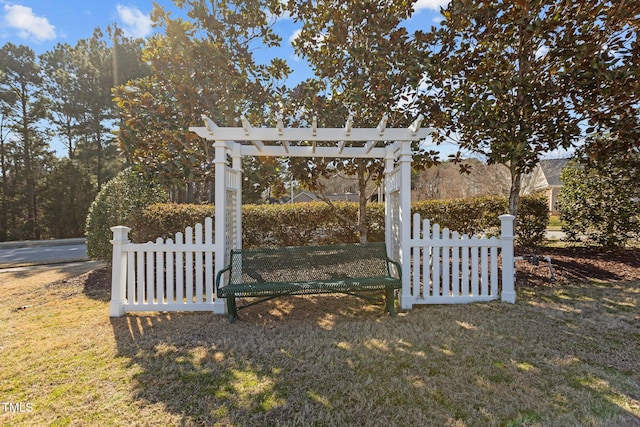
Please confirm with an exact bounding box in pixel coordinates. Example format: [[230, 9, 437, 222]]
[[1, 265, 639, 426], [547, 214, 565, 230]]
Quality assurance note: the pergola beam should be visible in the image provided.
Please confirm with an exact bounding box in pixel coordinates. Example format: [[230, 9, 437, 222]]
[[239, 144, 389, 159], [189, 126, 430, 142], [364, 140, 376, 154], [338, 140, 347, 154], [188, 114, 433, 160]]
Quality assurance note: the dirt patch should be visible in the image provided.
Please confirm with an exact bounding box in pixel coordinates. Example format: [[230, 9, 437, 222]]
[[515, 246, 640, 286]]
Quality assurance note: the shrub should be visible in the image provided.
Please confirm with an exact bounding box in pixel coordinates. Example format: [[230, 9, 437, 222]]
[[132, 195, 547, 250], [85, 168, 167, 262], [516, 194, 549, 248], [558, 154, 640, 248]]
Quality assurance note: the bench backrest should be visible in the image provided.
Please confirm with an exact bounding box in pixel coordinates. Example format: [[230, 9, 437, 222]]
[[228, 243, 392, 285]]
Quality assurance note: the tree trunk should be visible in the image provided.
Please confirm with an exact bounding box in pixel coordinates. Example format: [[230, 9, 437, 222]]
[[0, 125, 6, 241], [508, 165, 522, 236], [357, 159, 368, 244]]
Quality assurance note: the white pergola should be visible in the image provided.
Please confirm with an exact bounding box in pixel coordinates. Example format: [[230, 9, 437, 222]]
[[190, 113, 433, 312]]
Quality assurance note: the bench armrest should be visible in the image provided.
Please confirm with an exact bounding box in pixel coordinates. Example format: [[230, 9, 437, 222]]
[[215, 265, 232, 291], [386, 258, 402, 280]]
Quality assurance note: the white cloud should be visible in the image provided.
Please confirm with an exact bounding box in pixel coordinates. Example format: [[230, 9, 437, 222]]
[[288, 28, 302, 45], [288, 29, 303, 62], [414, 0, 450, 12], [116, 4, 151, 38], [3, 4, 56, 41]]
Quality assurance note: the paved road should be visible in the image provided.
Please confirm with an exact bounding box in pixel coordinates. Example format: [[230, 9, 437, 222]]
[[0, 238, 88, 268]]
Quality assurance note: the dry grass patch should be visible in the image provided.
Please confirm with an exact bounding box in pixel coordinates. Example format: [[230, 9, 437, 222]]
[[0, 264, 639, 426]]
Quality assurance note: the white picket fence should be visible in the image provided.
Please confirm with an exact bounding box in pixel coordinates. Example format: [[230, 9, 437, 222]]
[[109, 215, 515, 317], [109, 218, 218, 316], [404, 213, 515, 306]]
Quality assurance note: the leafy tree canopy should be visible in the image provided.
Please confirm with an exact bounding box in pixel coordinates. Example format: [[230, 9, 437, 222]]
[[418, 0, 639, 217], [114, 0, 290, 186]]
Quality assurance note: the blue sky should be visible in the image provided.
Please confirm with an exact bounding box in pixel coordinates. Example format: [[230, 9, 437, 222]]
[[0, 0, 449, 87], [1, 0, 455, 156]]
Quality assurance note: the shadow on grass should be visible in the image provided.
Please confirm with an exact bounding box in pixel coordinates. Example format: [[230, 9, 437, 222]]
[[110, 284, 640, 426], [82, 267, 111, 302]]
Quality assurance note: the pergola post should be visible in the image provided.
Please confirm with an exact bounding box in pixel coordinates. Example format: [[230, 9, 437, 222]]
[[213, 139, 228, 315], [232, 143, 243, 251], [384, 147, 395, 258], [398, 140, 414, 310]]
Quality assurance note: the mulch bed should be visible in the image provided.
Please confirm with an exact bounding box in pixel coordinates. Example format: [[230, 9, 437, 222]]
[[515, 246, 640, 287]]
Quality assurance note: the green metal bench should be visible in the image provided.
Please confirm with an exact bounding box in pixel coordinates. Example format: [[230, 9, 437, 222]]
[[215, 242, 402, 323]]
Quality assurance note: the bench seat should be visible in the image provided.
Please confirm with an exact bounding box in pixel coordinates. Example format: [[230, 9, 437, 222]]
[[215, 243, 401, 323]]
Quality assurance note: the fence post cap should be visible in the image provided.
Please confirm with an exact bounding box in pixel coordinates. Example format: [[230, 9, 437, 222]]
[[498, 214, 515, 221], [110, 226, 131, 243]]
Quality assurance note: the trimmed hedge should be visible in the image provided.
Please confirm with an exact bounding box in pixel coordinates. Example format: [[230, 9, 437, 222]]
[[129, 194, 547, 250]]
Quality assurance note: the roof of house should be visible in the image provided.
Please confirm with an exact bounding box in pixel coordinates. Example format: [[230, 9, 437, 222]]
[[539, 159, 569, 187]]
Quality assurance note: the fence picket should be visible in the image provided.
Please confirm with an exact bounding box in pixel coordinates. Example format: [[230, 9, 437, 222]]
[[481, 245, 489, 296], [412, 214, 421, 298], [491, 245, 498, 296], [471, 240, 479, 296], [166, 238, 175, 304], [195, 223, 204, 302], [422, 218, 431, 298], [146, 247, 155, 304], [205, 217, 214, 303], [136, 249, 144, 305], [442, 228, 450, 296], [452, 231, 460, 295], [156, 237, 165, 304], [176, 232, 185, 305], [461, 239, 469, 296], [185, 227, 194, 303]]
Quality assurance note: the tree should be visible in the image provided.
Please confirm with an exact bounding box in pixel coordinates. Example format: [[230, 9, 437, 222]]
[[418, 0, 596, 219], [41, 159, 96, 238], [551, 1, 639, 158], [40, 43, 83, 160], [0, 102, 11, 241], [412, 159, 510, 201], [114, 0, 289, 189], [284, 0, 435, 242], [0, 43, 52, 239], [73, 29, 124, 190], [558, 144, 640, 249]]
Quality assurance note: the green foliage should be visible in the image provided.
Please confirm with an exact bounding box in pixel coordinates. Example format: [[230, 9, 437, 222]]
[[418, 0, 639, 216], [130, 202, 214, 243], [284, 0, 437, 243], [516, 194, 550, 249], [85, 168, 167, 262], [115, 0, 288, 185], [132, 195, 548, 250], [0, 43, 51, 240], [41, 160, 96, 238], [558, 150, 640, 248]]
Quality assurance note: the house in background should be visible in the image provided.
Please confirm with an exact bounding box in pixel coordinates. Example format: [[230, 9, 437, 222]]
[[520, 158, 569, 213]]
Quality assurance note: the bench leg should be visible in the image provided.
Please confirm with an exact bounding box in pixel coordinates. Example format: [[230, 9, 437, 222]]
[[385, 288, 397, 317], [226, 296, 238, 323]]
